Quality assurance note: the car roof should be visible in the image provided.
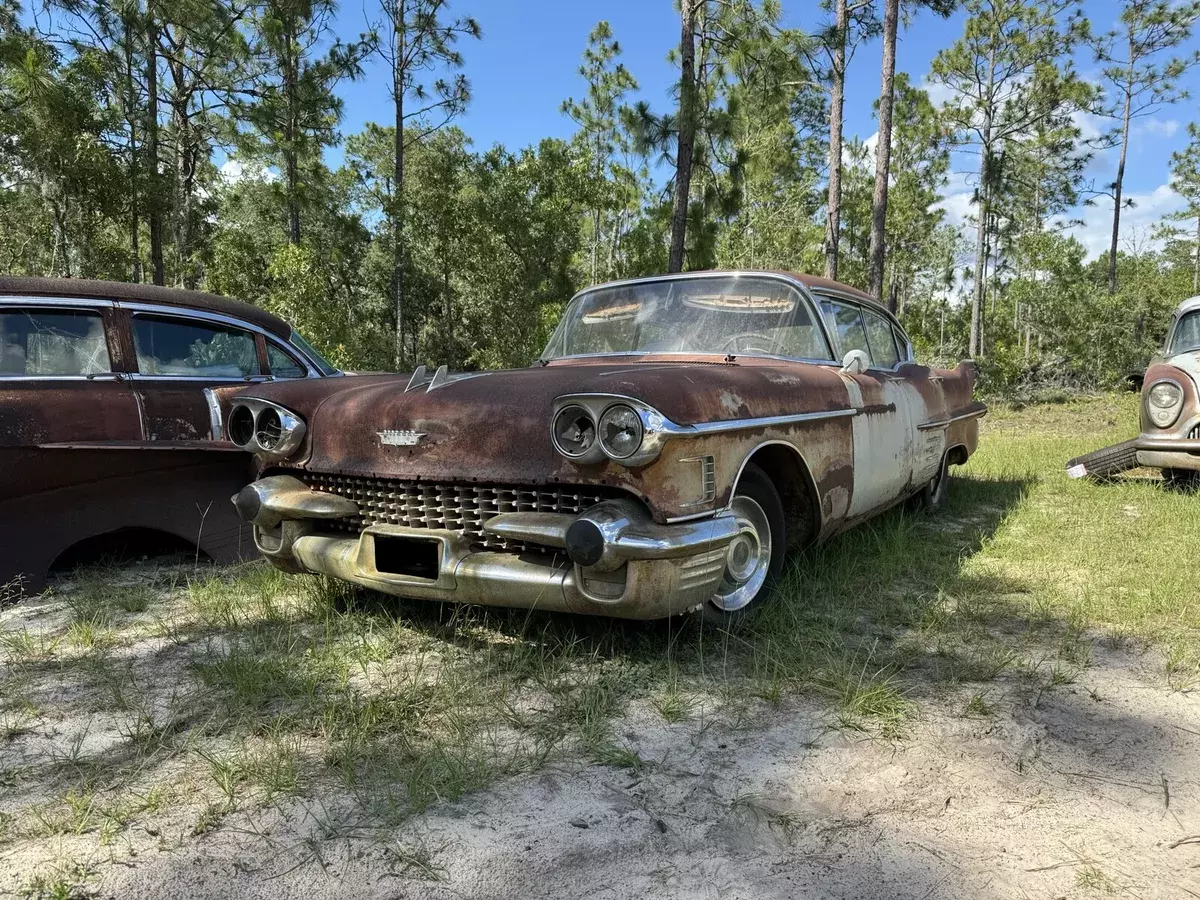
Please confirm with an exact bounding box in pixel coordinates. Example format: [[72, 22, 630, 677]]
[[1176, 296, 1200, 316], [0, 276, 293, 340]]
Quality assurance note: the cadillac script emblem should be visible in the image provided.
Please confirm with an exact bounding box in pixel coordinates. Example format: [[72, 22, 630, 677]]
[[378, 429, 426, 447]]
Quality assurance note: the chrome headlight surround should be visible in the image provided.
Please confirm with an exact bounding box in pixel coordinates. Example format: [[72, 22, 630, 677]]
[[1146, 378, 1184, 429], [551, 394, 686, 467], [227, 397, 307, 458]]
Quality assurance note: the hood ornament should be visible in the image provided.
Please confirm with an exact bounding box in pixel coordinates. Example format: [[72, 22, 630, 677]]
[[378, 429, 426, 447]]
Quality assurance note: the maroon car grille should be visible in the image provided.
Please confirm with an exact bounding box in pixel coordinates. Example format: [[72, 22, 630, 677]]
[[300, 473, 626, 552]]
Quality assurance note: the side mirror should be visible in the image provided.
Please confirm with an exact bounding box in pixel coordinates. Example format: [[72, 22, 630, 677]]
[[840, 349, 870, 375]]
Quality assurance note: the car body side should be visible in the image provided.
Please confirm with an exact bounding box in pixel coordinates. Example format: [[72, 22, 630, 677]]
[[0, 278, 334, 596]]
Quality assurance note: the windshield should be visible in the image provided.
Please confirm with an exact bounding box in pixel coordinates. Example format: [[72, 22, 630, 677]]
[[1169, 311, 1200, 356], [542, 274, 832, 361], [288, 331, 340, 376]]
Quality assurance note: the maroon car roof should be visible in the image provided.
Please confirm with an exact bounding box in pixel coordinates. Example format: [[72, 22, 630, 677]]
[[0, 276, 292, 340]]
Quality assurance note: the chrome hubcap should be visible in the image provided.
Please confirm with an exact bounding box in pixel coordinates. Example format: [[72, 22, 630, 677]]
[[710, 495, 772, 612]]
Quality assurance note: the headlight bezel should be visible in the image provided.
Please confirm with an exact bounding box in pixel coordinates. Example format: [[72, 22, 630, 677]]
[[551, 404, 599, 460], [1146, 378, 1185, 429], [550, 394, 685, 468], [227, 397, 307, 458]]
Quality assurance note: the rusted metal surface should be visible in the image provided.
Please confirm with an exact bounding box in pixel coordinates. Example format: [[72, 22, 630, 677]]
[[235, 270, 985, 619], [1131, 297, 1200, 472], [0, 278, 328, 597]]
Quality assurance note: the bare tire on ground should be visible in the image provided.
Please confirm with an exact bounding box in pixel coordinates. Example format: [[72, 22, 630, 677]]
[[701, 464, 786, 627], [1065, 440, 1140, 481]]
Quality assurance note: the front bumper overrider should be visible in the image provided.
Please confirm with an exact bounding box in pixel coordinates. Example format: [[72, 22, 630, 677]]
[[234, 475, 740, 619]]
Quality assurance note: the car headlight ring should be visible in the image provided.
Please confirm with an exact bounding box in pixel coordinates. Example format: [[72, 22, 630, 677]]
[[598, 403, 645, 460], [552, 405, 597, 458], [1147, 380, 1184, 428]]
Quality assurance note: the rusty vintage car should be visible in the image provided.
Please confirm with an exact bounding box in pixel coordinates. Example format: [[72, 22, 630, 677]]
[[230, 271, 986, 622], [1130, 295, 1200, 488], [0, 277, 340, 595]]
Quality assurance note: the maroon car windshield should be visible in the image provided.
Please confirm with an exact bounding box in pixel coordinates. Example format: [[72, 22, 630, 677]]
[[542, 274, 832, 361]]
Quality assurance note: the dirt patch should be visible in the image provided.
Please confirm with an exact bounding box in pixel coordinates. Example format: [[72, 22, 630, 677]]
[[6, 643, 1195, 899]]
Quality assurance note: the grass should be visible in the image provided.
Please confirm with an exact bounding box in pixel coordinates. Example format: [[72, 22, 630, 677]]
[[2, 392, 1198, 883]]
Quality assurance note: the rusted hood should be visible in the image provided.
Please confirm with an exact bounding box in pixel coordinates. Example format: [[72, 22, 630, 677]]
[[243, 360, 851, 482]]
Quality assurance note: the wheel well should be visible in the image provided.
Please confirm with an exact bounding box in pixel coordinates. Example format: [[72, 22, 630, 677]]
[[49, 527, 210, 574], [947, 444, 968, 466], [738, 443, 820, 545]]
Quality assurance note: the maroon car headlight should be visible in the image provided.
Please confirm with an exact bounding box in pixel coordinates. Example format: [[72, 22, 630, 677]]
[[552, 394, 685, 468], [228, 399, 306, 458], [598, 404, 644, 460]]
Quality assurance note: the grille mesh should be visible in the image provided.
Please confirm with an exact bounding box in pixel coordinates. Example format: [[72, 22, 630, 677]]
[[300, 472, 624, 552], [1190, 424, 1200, 440]]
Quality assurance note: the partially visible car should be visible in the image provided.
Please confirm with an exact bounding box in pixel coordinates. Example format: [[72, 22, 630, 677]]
[[1133, 295, 1200, 488], [0, 277, 341, 596], [227, 270, 986, 622]]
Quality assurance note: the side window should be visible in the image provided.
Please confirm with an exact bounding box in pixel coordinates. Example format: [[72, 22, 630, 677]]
[[892, 326, 912, 362], [267, 342, 307, 379], [0, 308, 111, 376], [862, 308, 900, 369], [820, 300, 871, 358], [132, 315, 259, 378]]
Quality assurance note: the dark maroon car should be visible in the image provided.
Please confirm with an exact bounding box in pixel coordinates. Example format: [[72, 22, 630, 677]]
[[0, 277, 340, 596]]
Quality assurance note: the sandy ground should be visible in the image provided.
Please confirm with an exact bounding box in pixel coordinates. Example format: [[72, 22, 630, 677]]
[[5, 641, 1191, 900]]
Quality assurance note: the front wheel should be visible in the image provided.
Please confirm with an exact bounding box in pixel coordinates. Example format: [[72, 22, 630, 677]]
[[701, 464, 786, 626]]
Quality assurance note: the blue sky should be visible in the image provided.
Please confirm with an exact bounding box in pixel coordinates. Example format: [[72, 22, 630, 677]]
[[326, 0, 1200, 260]]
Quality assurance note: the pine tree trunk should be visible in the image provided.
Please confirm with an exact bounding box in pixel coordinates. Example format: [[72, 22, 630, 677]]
[[125, 24, 141, 283], [1194, 215, 1199, 293], [284, 19, 300, 245], [824, 0, 847, 281], [867, 0, 898, 301], [668, 0, 697, 274], [393, 0, 406, 368], [1107, 63, 1132, 296], [146, 6, 164, 286]]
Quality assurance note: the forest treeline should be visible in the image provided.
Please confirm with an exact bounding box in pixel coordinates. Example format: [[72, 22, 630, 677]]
[[2, 0, 1200, 392]]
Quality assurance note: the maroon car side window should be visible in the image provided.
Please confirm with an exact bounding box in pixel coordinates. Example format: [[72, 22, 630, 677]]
[[0, 308, 112, 376], [132, 314, 260, 378]]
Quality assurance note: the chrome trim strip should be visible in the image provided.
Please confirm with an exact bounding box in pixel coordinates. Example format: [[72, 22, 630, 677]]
[[202, 388, 224, 441], [0, 374, 125, 382], [0, 296, 116, 309], [917, 408, 988, 431], [691, 408, 855, 434]]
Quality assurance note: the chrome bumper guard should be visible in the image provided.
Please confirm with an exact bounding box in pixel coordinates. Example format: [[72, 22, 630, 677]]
[[1135, 435, 1200, 472], [234, 477, 739, 619]]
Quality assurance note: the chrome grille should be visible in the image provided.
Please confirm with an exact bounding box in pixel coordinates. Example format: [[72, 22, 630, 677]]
[[300, 473, 624, 552], [1189, 423, 1200, 440]]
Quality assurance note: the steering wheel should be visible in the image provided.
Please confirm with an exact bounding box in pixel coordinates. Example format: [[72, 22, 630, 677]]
[[722, 332, 786, 357]]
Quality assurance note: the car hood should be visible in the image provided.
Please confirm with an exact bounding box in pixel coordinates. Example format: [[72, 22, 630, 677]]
[[243, 359, 850, 483]]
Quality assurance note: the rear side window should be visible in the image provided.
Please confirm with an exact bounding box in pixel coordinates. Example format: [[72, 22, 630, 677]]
[[0, 308, 111, 376], [267, 342, 307, 378], [820, 300, 871, 358], [862, 308, 900, 368], [133, 315, 259, 377]]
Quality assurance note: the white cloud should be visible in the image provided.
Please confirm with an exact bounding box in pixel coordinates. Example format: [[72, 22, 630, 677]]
[[1054, 182, 1186, 259], [1071, 109, 1106, 142], [219, 159, 280, 184], [917, 75, 957, 110], [1140, 117, 1180, 138]]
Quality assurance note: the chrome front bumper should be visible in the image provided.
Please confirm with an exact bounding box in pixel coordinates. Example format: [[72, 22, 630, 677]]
[[234, 476, 740, 619], [1136, 436, 1200, 472]]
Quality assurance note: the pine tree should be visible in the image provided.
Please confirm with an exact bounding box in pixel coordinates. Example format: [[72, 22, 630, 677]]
[[1092, 0, 1200, 294]]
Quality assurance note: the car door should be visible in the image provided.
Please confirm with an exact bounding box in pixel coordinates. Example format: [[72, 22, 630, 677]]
[[122, 306, 270, 442], [818, 297, 916, 518]]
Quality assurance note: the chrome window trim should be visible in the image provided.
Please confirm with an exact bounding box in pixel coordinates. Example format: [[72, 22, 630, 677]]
[[120, 301, 327, 378], [0, 299, 117, 380], [815, 293, 912, 374], [542, 350, 843, 367], [549, 270, 839, 364]]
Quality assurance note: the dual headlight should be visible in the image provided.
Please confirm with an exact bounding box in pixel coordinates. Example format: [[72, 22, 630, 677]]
[[552, 397, 674, 467], [228, 398, 306, 457], [1146, 380, 1184, 428]]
